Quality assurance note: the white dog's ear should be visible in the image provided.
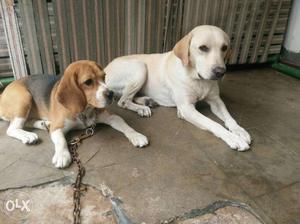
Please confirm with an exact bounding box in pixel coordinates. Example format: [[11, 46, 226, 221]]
[[173, 33, 192, 66], [225, 48, 232, 62]]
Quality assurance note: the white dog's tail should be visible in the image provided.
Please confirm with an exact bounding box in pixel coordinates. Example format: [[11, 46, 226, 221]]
[[0, 93, 3, 120]]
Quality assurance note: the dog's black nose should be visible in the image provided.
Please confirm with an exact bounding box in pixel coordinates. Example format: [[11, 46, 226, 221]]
[[212, 67, 226, 78], [106, 90, 114, 100]]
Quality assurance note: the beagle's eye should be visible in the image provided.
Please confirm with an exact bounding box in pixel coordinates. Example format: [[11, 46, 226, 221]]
[[199, 45, 209, 52], [221, 45, 228, 52], [84, 79, 93, 86]]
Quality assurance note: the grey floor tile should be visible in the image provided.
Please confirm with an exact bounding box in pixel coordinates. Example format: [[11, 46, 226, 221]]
[[0, 160, 64, 189], [254, 182, 300, 224]]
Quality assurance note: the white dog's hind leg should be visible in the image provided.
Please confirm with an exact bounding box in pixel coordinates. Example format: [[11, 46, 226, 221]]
[[105, 60, 152, 117], [97, 110, 149, 148], [118, 83, 152, 117], [6, 117, 39, 144], [206, 96, 251, 144]]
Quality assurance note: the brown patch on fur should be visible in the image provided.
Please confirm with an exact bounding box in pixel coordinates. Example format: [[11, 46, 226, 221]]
[[173, 33, 192, 66], [225, 48, 232, 61], [0, 79, 32, 120]]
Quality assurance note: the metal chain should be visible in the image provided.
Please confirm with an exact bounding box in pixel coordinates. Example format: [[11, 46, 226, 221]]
[[68, 124, 96, 224]]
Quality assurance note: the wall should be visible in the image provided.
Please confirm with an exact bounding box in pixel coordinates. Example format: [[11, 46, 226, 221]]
[[0, 0, 294, 78], [0, 12, 12, 77], [281, 0, 300, 67]]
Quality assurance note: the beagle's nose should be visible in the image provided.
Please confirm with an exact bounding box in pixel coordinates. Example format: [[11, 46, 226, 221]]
[[106, 90, 114, 100], [212, 67, 226, 78]]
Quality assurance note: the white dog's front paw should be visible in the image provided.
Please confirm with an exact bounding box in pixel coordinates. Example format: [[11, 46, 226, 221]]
[[223, 132, 250, 152], [128, 132, 149, 148], [137, 106, 152, 117], [230, 126, 251, 144], [52, 150, 72, 168], [20, 131, 39, 144]]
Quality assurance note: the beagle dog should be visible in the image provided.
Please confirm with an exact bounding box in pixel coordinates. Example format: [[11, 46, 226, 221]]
[[105, 25, 251, 151], [0, 60, 148, 168]]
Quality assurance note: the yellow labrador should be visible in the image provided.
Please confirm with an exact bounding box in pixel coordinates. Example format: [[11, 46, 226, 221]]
[[105, 25, 251, 151]]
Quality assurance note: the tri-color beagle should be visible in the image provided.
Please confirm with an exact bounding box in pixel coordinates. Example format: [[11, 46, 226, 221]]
[[0, 60, 148, 168]]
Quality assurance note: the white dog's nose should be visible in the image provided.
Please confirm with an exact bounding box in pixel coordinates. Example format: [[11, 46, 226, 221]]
[[212, 67, 226, 79]]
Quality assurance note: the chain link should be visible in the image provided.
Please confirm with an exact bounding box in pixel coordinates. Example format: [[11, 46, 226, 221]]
[[68, 124, 96, 224]]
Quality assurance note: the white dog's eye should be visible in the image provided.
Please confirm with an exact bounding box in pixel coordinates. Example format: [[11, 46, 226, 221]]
[[221, 45, 228, 52], [199, 45, 209, 52]]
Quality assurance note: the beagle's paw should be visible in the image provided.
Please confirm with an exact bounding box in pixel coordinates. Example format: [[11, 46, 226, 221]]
[[7, 128, 39, 144], [137, 106, 152, 117], [52, 150, 72, 168], [21, 131, 39, 144], [17, 131, 38, 144], [223, 132, 250, 152], [128, 132, 149, 148], [230, 126, 252, 145]]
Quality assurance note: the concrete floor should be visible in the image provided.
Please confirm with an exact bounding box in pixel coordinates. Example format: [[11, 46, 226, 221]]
[[0, 67, 299, 223], [0, 184, 262, 224]]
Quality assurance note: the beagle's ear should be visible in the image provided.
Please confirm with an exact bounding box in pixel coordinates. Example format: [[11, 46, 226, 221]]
[[56, 67, 87, 115], [95, 62, 103, 70], [92, 61, 105, 76], [173, 33, 192, 66]]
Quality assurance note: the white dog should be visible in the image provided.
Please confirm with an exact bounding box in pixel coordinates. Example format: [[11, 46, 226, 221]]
[[105, 25, 251, 151]]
